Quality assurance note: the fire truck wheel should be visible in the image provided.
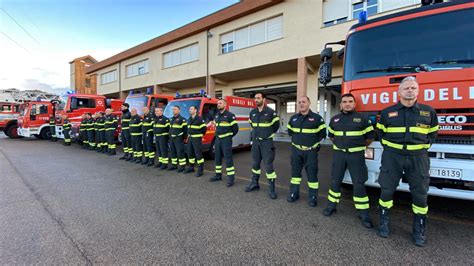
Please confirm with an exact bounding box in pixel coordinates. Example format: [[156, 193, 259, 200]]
[[40, 127, 51, 140], [5, 124, 20, 139], [34, 134, 43, 139]]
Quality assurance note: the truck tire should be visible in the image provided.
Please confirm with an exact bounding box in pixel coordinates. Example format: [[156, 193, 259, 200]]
[[5, 124, 20, 139], [40, 127, 51, 140], [34, 134, 43, 139]]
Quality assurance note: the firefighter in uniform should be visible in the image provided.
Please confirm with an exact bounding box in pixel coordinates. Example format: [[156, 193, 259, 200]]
[[376, 76, 438, 247], [287, 96, 326, 206], [323, 93, 374, 228], [209, 99, 239, 187], [95, 112, 106, 153], [61, 114, 72, 146], [141, 107, 155, 166], [49, 115, 57, 142], [168, 106, 187, 172], [245, 92, 280, 199], [92, 113, 101, 151], [129, 108, 143, 163], [119, 103, 133, 161], [79, 113, 88, 149], [86, 113, 96, 150], [104, 108, 118, 156], [185, 105, 207, 177], [153, 107, 170, 170]]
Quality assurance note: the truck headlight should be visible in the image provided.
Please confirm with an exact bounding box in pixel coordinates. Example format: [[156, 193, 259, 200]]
[[365, 147, 374, 160]]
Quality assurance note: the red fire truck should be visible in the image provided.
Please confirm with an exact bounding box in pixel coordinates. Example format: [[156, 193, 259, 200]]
[[17, 100, 60, 139], [18, 94, 123, 140], [163, 92, 255, 156], [0, 102, 20, 138], [319, 0, 474, 200], [56, 94, 124, 140]]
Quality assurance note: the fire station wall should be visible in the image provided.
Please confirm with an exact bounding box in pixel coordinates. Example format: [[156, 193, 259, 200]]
[[96, 63, 120, 96], [208, 0, 351, 76], [120, 32, 208, 91]]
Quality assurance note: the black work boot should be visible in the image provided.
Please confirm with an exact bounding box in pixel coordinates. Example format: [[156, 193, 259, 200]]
[[413, 214, 427, 247], [141, 158, 149, 165], [168, 165, 177, 171], [130, 156, 136, 162], [126, 155, 134, 161], [268, 179, 277, 200], [177, 166, 184, 173], [185, 166, 194, 174], [195, 164, 204, 177], [323, 201, 337, 216], [245, 175, 260, 192], [119, 153, 128, 160], [226, 175, 235, 187], [358, 210, 374, 229], [135, 158, 142, 164], [308, 188, 318, 207], [209, 174, 222, 182], [109, 149, 116, 156], [147, 159, 154, 166], [154, 161, 162, 168], [377, 207, 390, 238], [160, 164, 168, 170], [287, 184, 300, 202]]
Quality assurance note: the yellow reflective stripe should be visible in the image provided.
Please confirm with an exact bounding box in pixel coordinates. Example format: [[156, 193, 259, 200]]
[[266, 172, 277, 179], [428, 125, 439, 133], [376, 123, 387, 132], [290, 177, 302, 185], [122, 119, 130, 122], [190, 134, 203, 138], [189, 124, 206, 129], [155, 132, 169, 136], [379, 199, 393, 208], [355, 203, 370, 210], [218, 132, 233, 138], [106, 128, 116, 131], [171, 123, 187, 128], [121, 127, 129, 130], [131, 133, 142, 136], [251, 117, 280, 127], [353, 196, 369, 202], [154, 123, 170, 128], [143, 123, 153, 126], [229, 120, 237, 126], [381, 139, 403, 149], [131, 124, 142, 127], [307, 182, 319, 189], [406, 143, 431, 150], [329, 189, 341, 197], [386, 127, 406, 133], [171, 132, 184, 137], [252, 169, 261, 175], [328, 195, 340, 203], [412, 204, 428, 215], [328, 127, 335, 135]]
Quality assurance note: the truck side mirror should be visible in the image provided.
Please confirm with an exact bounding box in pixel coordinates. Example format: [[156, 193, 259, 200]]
[[319, 47, 333, 86], [337, 48, 344, 60]]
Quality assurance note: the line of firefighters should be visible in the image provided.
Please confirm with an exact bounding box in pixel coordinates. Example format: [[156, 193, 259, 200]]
[[56, 76, 437, 248]]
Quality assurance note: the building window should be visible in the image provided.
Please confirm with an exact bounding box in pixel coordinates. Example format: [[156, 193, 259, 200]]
[[323, 17, 348, 27], [220, 15, 283, 54], [352, 0, 378, 20], [126, 59, 149, 78], [85, 78, 91, 88], [286, 101, 296, 113], [163, 43, 199, 69], [100, 70, 117, 85]]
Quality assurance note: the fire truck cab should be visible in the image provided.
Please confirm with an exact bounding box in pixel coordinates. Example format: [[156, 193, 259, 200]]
[[17, 100, 58, 139]]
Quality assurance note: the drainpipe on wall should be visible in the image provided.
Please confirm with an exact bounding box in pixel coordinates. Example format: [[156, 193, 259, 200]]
[[206, 29, 210, 95], [118, 61, 122, 99]]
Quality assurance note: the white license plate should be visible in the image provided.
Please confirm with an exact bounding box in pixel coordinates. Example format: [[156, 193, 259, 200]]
[[429, 167, 462, 179]]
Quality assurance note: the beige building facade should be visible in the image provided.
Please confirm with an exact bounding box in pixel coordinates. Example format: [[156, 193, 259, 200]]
[[85, 0, 421, 132]]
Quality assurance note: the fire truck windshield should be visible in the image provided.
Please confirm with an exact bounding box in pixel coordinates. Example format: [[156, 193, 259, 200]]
[[164, 99, 202, 119], [125, 96, 148, 115], [344, 8, 474, 82]]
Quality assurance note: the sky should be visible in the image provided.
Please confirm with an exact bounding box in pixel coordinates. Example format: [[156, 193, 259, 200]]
[[0, 0, 239, 93]]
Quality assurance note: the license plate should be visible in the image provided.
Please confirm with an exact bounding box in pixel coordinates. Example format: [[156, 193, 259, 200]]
[[429, 167, 462, 179]]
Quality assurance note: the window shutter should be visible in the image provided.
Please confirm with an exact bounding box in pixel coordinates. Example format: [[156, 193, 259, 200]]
[[267, 15, 283, 41]]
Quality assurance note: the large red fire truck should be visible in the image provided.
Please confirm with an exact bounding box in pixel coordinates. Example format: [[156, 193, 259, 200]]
[[163, 91, 255, 156], [319, 0, 474, 200], [18, 94, 123, 140]]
